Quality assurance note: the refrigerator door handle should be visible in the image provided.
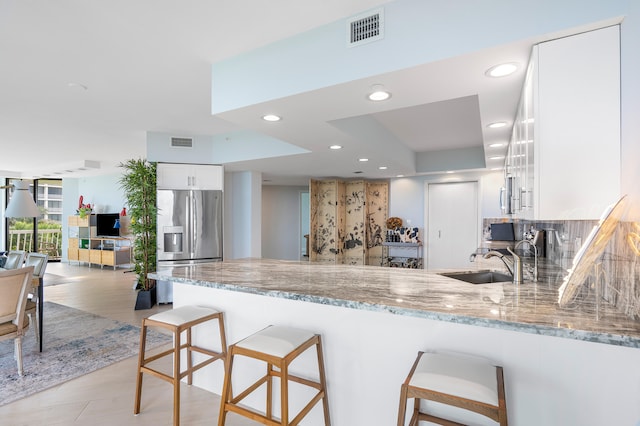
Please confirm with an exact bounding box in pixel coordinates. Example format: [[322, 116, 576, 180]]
[[191, 192, 197, 259]]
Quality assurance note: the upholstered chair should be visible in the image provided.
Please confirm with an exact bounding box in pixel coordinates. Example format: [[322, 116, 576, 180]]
[[3, 250, 26, 270], [0, 266, 34, 376], [24, 253, 48, 345]]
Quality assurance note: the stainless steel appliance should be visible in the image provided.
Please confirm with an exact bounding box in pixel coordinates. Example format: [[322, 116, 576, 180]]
[[157, 189, 223, 264], [156, 189, 223, 302]]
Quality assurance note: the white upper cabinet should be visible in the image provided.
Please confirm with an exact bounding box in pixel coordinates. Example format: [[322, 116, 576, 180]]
[[504, 57, 535, 219], [533, 25, 620, 220], [157, 163, 224, 190], [506, 25, 620, 220]]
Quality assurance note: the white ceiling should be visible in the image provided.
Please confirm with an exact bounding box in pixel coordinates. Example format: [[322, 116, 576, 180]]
[[0, 0, 599, 185]]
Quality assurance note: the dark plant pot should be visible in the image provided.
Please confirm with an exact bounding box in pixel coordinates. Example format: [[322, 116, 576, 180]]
[[134, 286, 157, 310]]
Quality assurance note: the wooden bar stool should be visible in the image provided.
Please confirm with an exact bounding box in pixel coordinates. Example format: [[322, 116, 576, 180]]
[[398, 351, 508, 426], [134, 305, 227, 426], [218, 325, 331, 426]]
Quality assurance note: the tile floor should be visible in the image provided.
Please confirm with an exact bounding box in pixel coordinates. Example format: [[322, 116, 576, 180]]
[[0, 262, 255, 425]]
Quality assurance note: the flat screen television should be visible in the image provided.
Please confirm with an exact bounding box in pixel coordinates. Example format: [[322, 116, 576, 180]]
[[96, 213, 120, 237]]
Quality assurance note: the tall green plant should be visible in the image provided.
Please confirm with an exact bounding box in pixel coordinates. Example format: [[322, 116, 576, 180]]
[[118, 159, 157, 291]]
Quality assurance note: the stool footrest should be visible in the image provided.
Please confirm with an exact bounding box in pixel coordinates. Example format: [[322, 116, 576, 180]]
[[140, 365, 175, 384], [281, 373, 323, 391], [141, 347, 175, 364], [225, 404, 280, 426], [230, 375, 269, 405], [290, 390, 325, 426], [178, 350, 225, 381], [413, 412, 466, 426]]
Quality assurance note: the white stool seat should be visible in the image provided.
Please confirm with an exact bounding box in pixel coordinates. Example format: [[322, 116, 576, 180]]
[[409, 352, 499, 407], [148, 305, 220, 326], [235, 325, 315, 358], [398, 351, 508, 426]]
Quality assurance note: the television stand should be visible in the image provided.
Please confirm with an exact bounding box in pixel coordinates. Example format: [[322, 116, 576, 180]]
[[67, 216, 131, 270]]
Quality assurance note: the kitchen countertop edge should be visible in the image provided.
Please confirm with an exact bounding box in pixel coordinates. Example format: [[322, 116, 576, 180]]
[[150, 264, 640, 349]]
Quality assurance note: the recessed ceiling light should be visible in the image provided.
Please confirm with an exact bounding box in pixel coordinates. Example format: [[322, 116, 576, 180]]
[[485, 62, 518, 78], [262, 114, 281, 122], [378, 166, 388, 170], [396, 174, 404, 178], [489, 142, 506, 148], [367, 84, 391, 101], [329, 145, 342, 150], [445, 171, 454, 174], [487, 121, 507, 129], [359, 158, 369, 162]]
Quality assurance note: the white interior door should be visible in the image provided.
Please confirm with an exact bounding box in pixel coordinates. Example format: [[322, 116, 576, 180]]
[[427, 181, 478, 269]]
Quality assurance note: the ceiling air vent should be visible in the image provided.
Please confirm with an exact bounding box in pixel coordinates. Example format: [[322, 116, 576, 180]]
[[347, 8, 384, 47], [170, 137, 193, 148]]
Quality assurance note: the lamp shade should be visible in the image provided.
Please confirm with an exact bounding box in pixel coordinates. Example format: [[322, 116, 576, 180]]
[[5, 180, 40, 218]]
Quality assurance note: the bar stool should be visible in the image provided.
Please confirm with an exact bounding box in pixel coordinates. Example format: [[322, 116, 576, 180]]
[[397, 351, 508, 426], [134, 305, 227, 426], [218, 325, 331, 426]]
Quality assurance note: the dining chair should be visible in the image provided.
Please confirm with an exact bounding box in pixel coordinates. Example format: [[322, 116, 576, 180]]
[[3, 250, 26, 270], [24, 253, 48, 348], [0, 266, 34, 376]]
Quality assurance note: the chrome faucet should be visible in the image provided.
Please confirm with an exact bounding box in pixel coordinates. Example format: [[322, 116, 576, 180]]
[[483, 249, 523, 285], [506, 247, 523, 285], [514, 239, 539, 282]]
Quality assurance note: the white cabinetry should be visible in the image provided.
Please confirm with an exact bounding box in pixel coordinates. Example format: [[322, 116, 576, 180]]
[[504, 58, 535, 218], [157, 163, 223, 190], [534, 25, 620, 219]]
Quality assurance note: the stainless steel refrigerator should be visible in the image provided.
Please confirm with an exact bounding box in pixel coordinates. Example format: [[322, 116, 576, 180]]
[[156, 189, 223, 302]]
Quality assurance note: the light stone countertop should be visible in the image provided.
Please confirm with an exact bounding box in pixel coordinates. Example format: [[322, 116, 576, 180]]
[[150, 258, 640, 348]]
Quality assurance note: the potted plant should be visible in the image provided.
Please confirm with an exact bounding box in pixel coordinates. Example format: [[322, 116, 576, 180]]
[[119, 158, 158, 310]]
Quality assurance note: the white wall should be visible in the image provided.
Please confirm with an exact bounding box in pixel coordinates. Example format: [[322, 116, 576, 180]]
[[175, 282, 640, 426], [224, 171, 262, 259], [212, 0, 628, 114], [390, 171, 503, 236], [262, 185, 308, 260], [146, 131, 216, 165], [211, 0, 640, 221], [258, 174, 502, 262]]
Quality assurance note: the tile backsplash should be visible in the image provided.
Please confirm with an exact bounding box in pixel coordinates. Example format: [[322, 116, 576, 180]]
[[483, 218, 640, 319]]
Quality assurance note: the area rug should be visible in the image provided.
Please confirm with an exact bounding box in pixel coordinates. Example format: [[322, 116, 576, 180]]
[[0, 302, 171, 406]]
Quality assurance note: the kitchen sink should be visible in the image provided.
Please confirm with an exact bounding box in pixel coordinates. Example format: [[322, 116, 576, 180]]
[[438, 270, 512, 284]]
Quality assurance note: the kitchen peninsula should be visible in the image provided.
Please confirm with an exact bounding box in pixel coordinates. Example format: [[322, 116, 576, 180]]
[[151, 259, 640, 426]]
